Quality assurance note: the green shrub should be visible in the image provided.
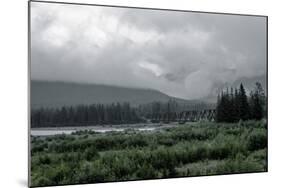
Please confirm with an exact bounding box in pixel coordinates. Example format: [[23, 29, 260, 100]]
[[38, 155, 51, 165], [136, 163, 158, 179], [215, 153, 263, 174], [247, 130, 267, 151], [84, 146, 99, 161], [32, 176, 52, 187]]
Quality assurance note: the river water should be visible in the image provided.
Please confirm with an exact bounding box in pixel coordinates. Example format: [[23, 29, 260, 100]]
[[30, 123, 176, 136]]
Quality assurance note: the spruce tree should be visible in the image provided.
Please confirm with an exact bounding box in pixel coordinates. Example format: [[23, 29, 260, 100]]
[[224, 88, 232, 122], [249, 82, 264, 120], [233, 88, 239, 122], [216, 92, 222, 122], [238, 83, 250, 121], [229, 87, 235, 122]]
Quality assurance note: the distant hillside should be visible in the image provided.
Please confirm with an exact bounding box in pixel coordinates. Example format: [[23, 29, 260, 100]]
[[31, 81, 195, 109]]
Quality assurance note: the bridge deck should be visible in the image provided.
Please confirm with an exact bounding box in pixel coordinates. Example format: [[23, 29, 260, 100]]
[[150, 109, 216, 122]]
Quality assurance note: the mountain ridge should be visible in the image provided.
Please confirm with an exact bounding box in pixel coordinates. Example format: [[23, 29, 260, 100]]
[[31, 80, 196, 109]]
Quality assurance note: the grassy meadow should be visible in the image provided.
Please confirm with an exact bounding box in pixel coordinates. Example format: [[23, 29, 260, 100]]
[[30, 120, 267, 187]]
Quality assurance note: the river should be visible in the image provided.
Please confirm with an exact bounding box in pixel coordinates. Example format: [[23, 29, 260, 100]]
[[30, 123, 178, 136]]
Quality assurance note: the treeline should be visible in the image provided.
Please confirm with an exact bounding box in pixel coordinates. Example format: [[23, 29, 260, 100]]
[[216, 82, 266, 123], [31, 103, 143, 128], [138, 99, 215, 118]]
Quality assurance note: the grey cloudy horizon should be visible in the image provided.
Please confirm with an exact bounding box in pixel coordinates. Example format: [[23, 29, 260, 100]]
[[30, 2, 267, 100]]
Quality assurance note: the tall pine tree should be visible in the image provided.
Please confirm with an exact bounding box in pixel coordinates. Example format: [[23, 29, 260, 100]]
[[237, 83, 250, 121], [249, 82, 264, 120]]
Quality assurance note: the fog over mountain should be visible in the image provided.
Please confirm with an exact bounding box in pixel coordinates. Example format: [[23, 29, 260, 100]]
[[30, 2, 267, 100], [201, 75, 266, 103]]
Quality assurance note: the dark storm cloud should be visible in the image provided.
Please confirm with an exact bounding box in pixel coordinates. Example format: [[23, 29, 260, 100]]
[[30, 2, 267, 99]]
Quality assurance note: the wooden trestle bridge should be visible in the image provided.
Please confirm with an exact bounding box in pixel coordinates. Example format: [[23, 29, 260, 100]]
[[149, 109, 216, 123]]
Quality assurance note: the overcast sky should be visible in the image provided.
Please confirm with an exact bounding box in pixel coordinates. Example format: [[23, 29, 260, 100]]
[[30, 2, 267, 100]]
